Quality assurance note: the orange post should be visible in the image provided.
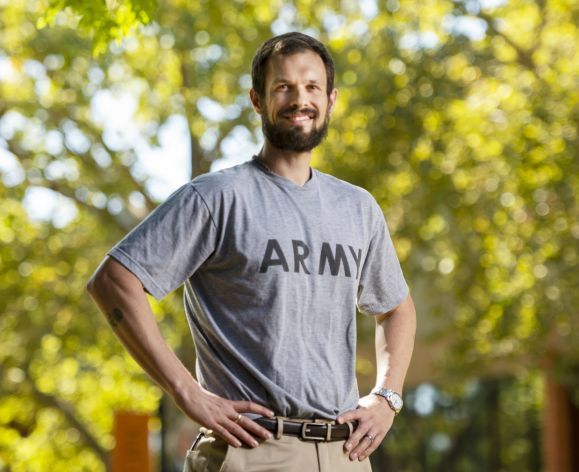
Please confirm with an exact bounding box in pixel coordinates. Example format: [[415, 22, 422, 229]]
[[112, 411, 150, 472], [543, 369, 572, 472]]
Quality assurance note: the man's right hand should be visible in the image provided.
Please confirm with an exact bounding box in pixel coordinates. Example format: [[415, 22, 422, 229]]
[[172, 384, 275, 448]]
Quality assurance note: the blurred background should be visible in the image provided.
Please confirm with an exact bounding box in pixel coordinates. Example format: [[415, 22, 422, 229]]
[[0, 0, 577, 470]]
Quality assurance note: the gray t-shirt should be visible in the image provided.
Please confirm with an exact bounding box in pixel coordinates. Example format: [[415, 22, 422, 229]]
[[109, 159, 408, 419]]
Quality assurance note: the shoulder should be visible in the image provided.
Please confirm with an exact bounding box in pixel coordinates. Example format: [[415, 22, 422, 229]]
[[189, 160, 255, 197], [315, 170, 387, 232], [315, 169, 379, 208]]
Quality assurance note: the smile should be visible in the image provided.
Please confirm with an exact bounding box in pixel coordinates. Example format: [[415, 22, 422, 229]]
[[282, 112, 316, 124]]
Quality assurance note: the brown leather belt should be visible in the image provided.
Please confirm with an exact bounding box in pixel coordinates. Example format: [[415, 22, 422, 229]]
[[254, 417, 354, 442]]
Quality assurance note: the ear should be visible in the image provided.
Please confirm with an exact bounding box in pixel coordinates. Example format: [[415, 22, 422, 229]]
[[327, 88, 338, 115], [249, 89, 264, 114]]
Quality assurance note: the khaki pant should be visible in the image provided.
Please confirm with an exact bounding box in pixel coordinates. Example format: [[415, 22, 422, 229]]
[[183, 428, 373, 472]]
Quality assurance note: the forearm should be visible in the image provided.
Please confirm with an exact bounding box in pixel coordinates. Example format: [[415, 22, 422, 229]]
[[87, 257, 274, 448], [86, 257, 198, 398], [374, 294, 416, 393], [338, 294, 416, 460]]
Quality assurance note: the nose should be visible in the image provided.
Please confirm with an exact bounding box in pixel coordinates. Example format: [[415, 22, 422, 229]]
[[289, 84, 310, 109]]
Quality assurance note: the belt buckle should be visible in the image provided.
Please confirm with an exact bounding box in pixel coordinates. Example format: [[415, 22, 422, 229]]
[[300, 422, 326, 441]]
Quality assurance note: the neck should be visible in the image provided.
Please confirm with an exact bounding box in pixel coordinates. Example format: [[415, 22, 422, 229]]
[[257, 141, 312, 186]]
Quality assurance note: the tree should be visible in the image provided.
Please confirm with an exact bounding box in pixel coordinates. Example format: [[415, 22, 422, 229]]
[[1, 0, 577, 469], [319, 1, 578, 468]]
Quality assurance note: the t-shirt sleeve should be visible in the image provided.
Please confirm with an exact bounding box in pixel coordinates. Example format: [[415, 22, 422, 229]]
[[357, 205, 409, 316], [108, 183, 217, 300]]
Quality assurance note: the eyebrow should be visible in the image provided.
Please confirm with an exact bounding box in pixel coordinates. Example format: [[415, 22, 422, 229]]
[[271, 78, 322, 84]]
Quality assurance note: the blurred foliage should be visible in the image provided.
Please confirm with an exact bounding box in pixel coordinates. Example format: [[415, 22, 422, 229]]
[[382, 373, 543, 471], [1, 0, 578, 470], [38, 0, 156, 56]]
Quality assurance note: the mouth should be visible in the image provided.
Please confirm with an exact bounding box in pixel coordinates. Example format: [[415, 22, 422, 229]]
[[280, 109, 317, 125]]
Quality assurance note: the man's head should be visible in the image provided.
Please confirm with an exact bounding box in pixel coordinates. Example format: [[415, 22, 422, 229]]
[[251, 32, 335, 99], [250, 32, 338, 153]]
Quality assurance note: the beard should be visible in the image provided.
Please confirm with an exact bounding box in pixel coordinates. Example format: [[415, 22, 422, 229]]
[[262, 106, 330, 152]]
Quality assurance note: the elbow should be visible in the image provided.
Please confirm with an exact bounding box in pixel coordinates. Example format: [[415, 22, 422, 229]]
[[86, 256, 117, 300], [86, 265, 107, 300], [86, 273, 101, 297], [86, 277, 94, 296], [86, 256, 142, 300]]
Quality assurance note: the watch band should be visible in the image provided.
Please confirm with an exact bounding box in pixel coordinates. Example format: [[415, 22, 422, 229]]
[[371, 387, 403, 415]]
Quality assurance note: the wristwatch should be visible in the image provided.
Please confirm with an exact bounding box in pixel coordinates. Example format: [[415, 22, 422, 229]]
[[371, 387, 404, 415]]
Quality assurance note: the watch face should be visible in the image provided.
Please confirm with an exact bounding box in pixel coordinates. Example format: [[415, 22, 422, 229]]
[[389, 393, 403, 410], [372, 388, 403, 413]]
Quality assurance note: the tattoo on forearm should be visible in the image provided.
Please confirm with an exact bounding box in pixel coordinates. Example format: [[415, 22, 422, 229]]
[[107, 308, 124, 328]]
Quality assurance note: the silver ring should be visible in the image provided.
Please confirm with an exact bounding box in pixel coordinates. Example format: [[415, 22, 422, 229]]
[[234, 414, 242, 424], [365, 433, 375, 442]]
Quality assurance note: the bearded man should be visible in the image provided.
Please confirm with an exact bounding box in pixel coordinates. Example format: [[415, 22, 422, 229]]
[[87, 32, 416, 472]]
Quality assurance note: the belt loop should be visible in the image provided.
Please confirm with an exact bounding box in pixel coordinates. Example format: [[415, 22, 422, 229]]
[[326, 423, 332, 441], [347, 421, 353, 438], [276, 417, 284, 440]]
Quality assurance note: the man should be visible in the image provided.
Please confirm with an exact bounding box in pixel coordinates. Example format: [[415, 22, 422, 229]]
[[87, 32, 416, 471]]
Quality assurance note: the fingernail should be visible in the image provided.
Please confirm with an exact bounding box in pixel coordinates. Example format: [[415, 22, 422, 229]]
[[345, 443, 351, 450], [268, 411, 275, 417], [235, 441, 241, 448], [351, 453, 358, 460], [267, 433, 273, 439], [252, 440, 259, 448], [337, 418, 343, 424]]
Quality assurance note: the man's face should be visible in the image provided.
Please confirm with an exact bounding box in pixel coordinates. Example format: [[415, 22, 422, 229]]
[[252, 50, 337, 153]]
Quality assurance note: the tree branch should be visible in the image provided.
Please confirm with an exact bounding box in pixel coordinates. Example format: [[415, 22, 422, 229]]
[[72, 119, 158, 212], [5, 138, 134, 231], [5, 99, 159, 214], [477, 11, 540, 78], [206, 110, 256, 163], [529, 0, 547, 55], [19, 362, 109, 467], [178, 52, 211, 179]]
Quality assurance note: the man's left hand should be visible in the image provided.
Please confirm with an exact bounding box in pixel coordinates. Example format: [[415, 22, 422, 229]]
[[336, 393, 395, 461]]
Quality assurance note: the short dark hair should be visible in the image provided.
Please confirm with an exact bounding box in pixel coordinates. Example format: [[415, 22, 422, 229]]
[[251, 32, 335, 98]]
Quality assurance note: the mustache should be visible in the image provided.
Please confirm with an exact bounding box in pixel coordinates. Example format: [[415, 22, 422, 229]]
[[277, 106, 319, 119]]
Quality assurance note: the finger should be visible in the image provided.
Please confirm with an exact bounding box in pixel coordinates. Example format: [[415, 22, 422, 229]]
[[344, 432, 364, 452], [212, 423, 242, 448], [344, 422, 370, 454], [350, 432, 377, 459], [226, 413, 272, 440], [232, 400, 275, 418], [237, 416, 273, 440], [357, 432, 384, 461], [225, 419, 263, 448], [337, 409, 363, 425], [357, 443, 378, 461], [230, 412, 243, 424]]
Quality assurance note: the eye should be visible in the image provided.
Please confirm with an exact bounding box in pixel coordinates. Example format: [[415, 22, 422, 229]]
[[277, 84, 288, 91]]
